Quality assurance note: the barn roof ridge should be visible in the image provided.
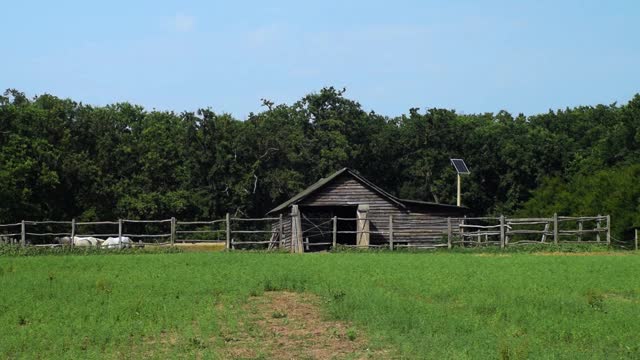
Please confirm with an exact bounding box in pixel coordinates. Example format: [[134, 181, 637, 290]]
[[267, 167, 466, 214]]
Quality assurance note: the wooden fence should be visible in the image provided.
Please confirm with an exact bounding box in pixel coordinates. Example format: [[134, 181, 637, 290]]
[[0, 215, 282, 248], [449, 214, 611, 248], [0, 213, 611, 250], [295, 213, 612, 251]]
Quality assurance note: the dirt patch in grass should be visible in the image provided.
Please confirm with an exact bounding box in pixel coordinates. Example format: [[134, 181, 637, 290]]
[[221, 291, 388, 359]]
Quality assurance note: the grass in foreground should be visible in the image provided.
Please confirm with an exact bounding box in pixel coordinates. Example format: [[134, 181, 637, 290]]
[[1, 251, 639, 359]]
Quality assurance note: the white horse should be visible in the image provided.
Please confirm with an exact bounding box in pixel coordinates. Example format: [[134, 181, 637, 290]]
[[75, 237, 104, 247], [101, 237, 132, 249], [57, 236, 104, 247]]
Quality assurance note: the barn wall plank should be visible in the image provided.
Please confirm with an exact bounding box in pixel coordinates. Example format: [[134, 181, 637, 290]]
[[297, 173, 463, 246]]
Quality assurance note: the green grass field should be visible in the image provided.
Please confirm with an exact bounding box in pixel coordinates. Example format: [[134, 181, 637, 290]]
[[1, 251, 639, 359]]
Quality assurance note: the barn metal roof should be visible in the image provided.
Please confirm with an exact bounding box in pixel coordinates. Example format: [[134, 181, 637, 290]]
[[267, 168, 468, 215]]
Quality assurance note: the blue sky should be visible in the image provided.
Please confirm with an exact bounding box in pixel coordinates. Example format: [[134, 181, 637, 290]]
[[2, 0, 639, 118]]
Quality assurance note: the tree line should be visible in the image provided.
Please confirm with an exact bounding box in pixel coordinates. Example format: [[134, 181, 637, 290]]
[[1, 87, 638, 238]]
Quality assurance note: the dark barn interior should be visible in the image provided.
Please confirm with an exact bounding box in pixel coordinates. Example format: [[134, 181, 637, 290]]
[[300, 206, 357, 251]]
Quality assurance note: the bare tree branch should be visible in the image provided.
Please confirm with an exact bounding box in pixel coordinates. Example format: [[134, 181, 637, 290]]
[[259, 148, 278, 159]]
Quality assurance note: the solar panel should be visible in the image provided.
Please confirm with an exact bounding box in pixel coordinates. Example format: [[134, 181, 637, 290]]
[[451, 159, 470, 175]]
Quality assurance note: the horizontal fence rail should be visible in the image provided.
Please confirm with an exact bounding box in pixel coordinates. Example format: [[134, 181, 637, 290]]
[[0, 213, 612, 251]]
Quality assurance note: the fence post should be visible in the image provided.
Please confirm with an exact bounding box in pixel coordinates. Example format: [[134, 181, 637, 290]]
[[70, 218, 76, 247], [635, 228, 638, 251], [118, 219, 123, 249], [596, 215, 601, 242], [578, 220, 583, 242], [505, 216, 510, 247], [499, 215, 505, 249], [170, 217, 176, 246], [278, 214, 284, 249], [225, 213, 231, 250], [553, 213, 559, 245], [332, 216, 337, 249], [291, 205, 303, 253], [20, 220, 26, 247], [389, 215, 394, 251], [447, 217, 452, 249], [606, 215, 611, 246]]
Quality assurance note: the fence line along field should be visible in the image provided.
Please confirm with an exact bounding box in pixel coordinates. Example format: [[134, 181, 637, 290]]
[[0, 212, 617, 251], [1, 252, 639, 359]]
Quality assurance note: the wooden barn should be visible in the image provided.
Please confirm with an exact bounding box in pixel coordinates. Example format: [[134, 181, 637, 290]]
[[267, 168, 467, 252]]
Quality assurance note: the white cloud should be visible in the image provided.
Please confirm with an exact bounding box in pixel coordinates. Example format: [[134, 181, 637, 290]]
[[173, 13, 195, 32]]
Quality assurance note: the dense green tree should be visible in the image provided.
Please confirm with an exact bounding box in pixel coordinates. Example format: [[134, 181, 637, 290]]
[[0, 88, 638, 235], [519, 165, 640, 239]]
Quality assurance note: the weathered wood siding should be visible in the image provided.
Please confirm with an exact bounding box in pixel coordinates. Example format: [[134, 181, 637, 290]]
[[272, 216, 292, 250], [296, 173, 464, 246]]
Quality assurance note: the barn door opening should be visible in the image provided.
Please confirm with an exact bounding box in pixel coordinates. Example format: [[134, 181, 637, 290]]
[[335, 206, 358, 246], [300, 206, 357, 251]]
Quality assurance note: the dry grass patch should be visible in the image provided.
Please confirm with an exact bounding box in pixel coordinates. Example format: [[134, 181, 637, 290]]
[[473, 253, 512, 257], [533, 251, 628, 256], [602, 292, 638, 303], [221, 291, 389, 359], [174, 242, 226, 252]]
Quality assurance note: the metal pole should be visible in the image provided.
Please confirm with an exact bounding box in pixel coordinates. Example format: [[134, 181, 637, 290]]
[[447, 217, 452, 249], [457, 174, 461, 207], [635, 228, 638, 251]]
